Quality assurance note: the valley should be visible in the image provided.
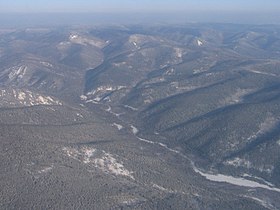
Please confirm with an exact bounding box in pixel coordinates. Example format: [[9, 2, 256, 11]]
[[0, 23, 280, 209]]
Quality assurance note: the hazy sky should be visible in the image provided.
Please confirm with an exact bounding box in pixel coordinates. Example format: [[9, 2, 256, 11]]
[[0, 0, 280, 25], [1, 0, 280, 13]]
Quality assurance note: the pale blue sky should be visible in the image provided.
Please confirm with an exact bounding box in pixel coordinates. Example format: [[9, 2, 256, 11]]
[[0, 0, 280, 13], [0, 0, 280, 25]]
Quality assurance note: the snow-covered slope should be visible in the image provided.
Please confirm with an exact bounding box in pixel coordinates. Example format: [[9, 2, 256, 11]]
[[0, 88, 62, 107]]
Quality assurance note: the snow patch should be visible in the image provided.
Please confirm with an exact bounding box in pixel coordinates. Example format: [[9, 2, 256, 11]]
[[38, 96, 49, 104], [151, 182, 186, 194], [80, 95, 87, 101], [192, 163, 280, 193], [113, 62, 127, 67], [18, 92, 26, 100], [63, 146, 134, 179], [144, 99, 152, 104], [121, 198, 142, 206], [152, 183, 171, 192], [93, 96, 102, 102], [225, 158, 252, 168], [85, 99, 99, 104], [24, 163, 54, 178], [93, 153, 134, 179], [0, 89, 6, 96], [0, 88, 62, 107], [170, 82, 200, 92], [124, 105, 138, 111], [248, 69, 277, 77], [225, 157, 274, 174], [131, 125, 139, 134], [113, 123, 123, 130], [242, 174, 275, 187], [57, 41, 71, 49], [130, 123, 184, 156], [221, 88, 254, 105], [86, 85, 126, 102], [247, 116, 279, 142], [105, 105, 112, 112], [38, 166, 53, 174], [104, 105, 123, 117], [76, 113, 83, 118], [128, 35, 146, 49], [40, 61, 53, 68], [69, 33, 106, 48], [137, 137, 155, 144], [165, 68, 175, 76], [134, 132, 184, 156], [69, 34, 78, 39], [8, 65, 27, 80], [174, 48, 183, 58], [197, 39, 203, 46]]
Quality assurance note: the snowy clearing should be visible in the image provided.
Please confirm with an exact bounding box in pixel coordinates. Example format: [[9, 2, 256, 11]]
[[63, 146, 134, 179]]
